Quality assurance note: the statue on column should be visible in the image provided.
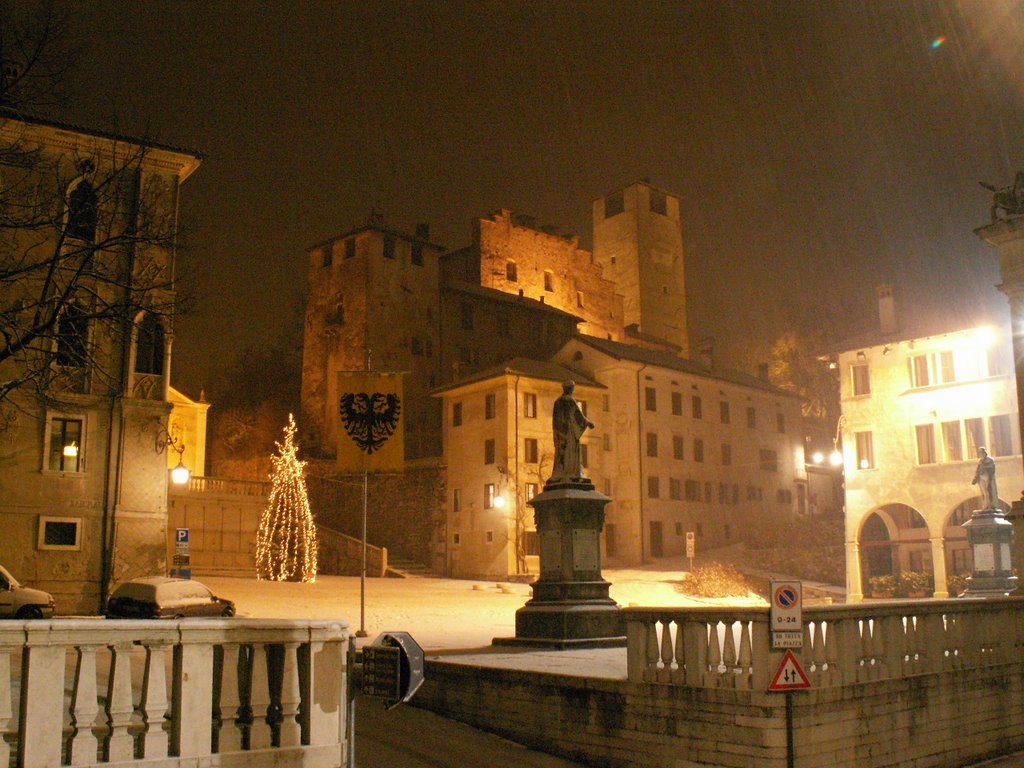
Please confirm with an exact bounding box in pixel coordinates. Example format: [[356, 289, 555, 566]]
[[549, 381, 594, 486], [980, 171, 1024, 223], [972, 446, 998, 510]]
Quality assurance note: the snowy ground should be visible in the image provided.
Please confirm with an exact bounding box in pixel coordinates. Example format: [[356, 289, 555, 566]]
[[201, 555, 767, 652]]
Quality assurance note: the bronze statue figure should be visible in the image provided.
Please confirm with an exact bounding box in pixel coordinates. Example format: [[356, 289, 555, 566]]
[[972, 446, 998, 510], [549, 381, 594, 485], [980, 171, 1024, 223]]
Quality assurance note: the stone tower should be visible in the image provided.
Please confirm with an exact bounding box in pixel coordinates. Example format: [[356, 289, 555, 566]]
[[591, 181, 688, 355]]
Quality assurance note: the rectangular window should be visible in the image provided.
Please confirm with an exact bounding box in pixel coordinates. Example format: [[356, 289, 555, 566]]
[[669, 478, 682, 500], [603, 433, 611, 451], [603, 478, 612, 496], [56, 305, 88, 368], [776, 489, 793, 504], [759, 448, 778, 472], [746, 406, 756, 429], [990, 414, 1014, 457], [48, 417, 83, 472], [645, 387, 657, 411], [452, 532, 461, 545], [525, 482, 538, 501], [506, 260, 517, 282], [452, 402, 463, 427], [852, 363, 871, 396], [673, 435, 684, 460], [38, 516, 81, 551], [543, 270, 554, 292], [411, 243, 424, 266], [693, 438, 704, 463], [484, 483, 496, 509], [647, 476, 660, 499], [484, 439, 495, 465], [344, 238, 356, 259], [524, 438, 538, 463], [453, 489, 461, 513], [485, 530, 494, 544], [383, 235, 396, 259], [705, 482, 713, 502], [649, 188, 667, 215], [605, 191, 624, 218], [671, 392, 683, 416], [722, 443, 732, 466], [581, 443, 589, 468], [719, 483, 729, 504], [910, 354, 930, 388], [916, 424, 936, 465], [605, 523, 617, 556], [777, 413, 786, 434], [732, 484, 740, 504], [523, 392, 537, 418], [966, 417, 985, 457], [939, 351, 955, 383], [602, 394, 610, 412], [942, 421, 963, 462], [485, 393, 496, 419], [720, 401, 730, 424], [321, 246, 332, 267], [855, 431, 875, 469], [646, 432, 658, 457], [685, 479, 701, 501], [692, 395, 702, 419]]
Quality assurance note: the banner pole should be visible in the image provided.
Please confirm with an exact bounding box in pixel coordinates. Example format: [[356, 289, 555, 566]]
[[357, 464, 368, 638]]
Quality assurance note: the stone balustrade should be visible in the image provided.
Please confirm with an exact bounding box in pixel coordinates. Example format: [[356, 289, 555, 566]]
[[1, 618, 347, 768], [625, 597, 1024, 688]]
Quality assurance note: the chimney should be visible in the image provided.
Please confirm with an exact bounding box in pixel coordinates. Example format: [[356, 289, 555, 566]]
[[878, 284, 898, 335], [415, 223, 430, 241]]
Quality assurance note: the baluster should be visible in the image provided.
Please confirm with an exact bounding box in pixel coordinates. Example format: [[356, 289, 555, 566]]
[[643, 622, 659, 682], [67, 644, 99, 765], [707, 622, 723, 686], [658, 621, 674, 683], [104, 641, 135, 762], [671, 621, 686, 683], [249, 643, 273, 749], [139, 642, 170, 758], [172, 632, 214, 758], [722, 621, 737, 687], [737, 621, 752, 690], [0, 640, 15, 768], [19, 629, 64, 768], [218, 643, 244, 751], [279, 642, 302, 747]]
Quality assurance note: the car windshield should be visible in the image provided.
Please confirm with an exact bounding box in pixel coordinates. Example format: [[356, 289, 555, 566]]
[[0, 565, 19, 589]]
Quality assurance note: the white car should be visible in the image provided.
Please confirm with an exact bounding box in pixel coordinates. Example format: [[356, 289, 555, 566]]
[[105, 577, 235, 619], [0, 565, 56, 619]]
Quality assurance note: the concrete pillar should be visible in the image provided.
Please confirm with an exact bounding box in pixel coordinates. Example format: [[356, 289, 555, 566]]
[[930, 535, 949, 598]]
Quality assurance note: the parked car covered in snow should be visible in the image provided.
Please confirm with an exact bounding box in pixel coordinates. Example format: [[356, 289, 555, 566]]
[[0, 565, 55, 619], [105, 576, 235, 619]]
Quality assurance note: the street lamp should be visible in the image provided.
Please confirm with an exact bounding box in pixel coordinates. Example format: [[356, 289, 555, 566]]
[[154, 418, 190, 485]]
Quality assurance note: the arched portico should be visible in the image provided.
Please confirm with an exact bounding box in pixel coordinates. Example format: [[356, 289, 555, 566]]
[[851, 503, 932, 599]]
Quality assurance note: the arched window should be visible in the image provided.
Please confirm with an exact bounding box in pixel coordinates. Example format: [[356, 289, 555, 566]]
[[56, 304, 88, 367], [65, 177, 98, 242], [134, 313, 164, 375]]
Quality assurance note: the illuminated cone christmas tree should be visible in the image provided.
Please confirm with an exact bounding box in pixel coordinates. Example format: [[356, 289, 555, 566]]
[[256, 414, 318, 582]]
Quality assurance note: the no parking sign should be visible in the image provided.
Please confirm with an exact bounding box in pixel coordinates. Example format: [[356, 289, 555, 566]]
[[770, 579, 802, 648]]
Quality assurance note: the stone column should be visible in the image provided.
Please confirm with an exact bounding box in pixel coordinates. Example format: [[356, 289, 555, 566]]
[[929, 535, 949, 598], [976, 214, 1024, 582], [845, 540, 864, 603]]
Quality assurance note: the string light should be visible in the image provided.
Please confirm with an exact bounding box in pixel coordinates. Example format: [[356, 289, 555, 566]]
[[255, 414, 319, 582]]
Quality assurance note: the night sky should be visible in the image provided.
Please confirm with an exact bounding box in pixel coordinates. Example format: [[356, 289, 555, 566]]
[[61, 1, 1024, 394]]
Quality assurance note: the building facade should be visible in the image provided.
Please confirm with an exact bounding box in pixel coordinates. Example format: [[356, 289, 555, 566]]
[[0, 111, 201, 612], [839, 322, 1021, 601]]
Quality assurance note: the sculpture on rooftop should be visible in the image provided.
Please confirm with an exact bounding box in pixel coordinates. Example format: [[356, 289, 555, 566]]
[[980, 171, 1024, 223], [972, 446, 998, 510], [549, 380, 594, 487]]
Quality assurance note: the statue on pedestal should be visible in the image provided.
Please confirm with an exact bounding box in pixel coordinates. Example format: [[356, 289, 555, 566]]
[[548, 381, 594, 486], [972, 446, 998, 510], [980, 171, 1024, 223]]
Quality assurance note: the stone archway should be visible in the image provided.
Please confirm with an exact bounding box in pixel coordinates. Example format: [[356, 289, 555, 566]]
[[857, 503, 931, 596]]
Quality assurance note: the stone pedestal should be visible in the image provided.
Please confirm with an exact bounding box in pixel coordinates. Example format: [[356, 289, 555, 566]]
[[961, 509, 1018, 596], [497, 480, 623, 648]]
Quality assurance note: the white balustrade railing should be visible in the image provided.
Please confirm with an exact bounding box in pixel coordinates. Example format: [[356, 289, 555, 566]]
[[624, 597, 1024, 688], [0, 618, 347, 768]]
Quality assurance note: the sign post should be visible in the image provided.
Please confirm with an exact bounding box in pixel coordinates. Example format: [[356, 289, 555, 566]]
[[769, 579, 802, 648], [768, 649, 811, 768], [172, 528, 191, 579], [685, 531, 695, 571]]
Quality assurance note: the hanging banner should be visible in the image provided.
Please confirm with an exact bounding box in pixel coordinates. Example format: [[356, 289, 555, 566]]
[[336, 371, 405, 473]]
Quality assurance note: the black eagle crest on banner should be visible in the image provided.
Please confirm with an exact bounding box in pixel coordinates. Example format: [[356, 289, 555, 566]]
[[339, 392, 402, 454]]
